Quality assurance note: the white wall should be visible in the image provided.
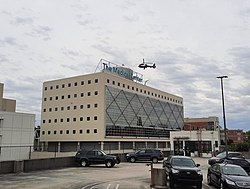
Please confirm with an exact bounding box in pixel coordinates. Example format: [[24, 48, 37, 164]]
[[0, 112, 35, 161]]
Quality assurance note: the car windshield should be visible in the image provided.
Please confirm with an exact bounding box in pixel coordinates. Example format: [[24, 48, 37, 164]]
[[222, 166, 248, 176], [171, 158, 196, 167], [216, 152, 226, 158]]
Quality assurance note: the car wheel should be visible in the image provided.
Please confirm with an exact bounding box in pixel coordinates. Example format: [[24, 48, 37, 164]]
[[152, 157, 158, 163], [130, 157, 136, 163], [169, 177, 174, 188], [80, 159, 88, 167], [207, 174, 212, 185], [196, 182, 202, 189], [105, 160, 114, 168], [219, 180, 226, 189]]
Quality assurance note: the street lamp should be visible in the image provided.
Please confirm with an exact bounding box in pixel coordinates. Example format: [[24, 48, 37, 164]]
[[217, 75, 228, 156]]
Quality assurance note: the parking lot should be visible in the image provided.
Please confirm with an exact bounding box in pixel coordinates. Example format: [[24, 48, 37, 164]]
[[0, 158, 214, 189]]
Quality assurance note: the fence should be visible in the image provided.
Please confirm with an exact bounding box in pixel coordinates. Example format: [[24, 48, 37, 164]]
[[0, 144, 171, 161]]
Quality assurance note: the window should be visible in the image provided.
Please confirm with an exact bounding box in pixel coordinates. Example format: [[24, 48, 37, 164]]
[[80, 105, 84, 109], [49, 97, 52, 101], [94, 91, 98, 95], [74, 82, 77, 86], [42, 131, 45, 135], [113, 81, 115, 85], [74, 105, 77, 110], [95, 79, 98, 83], [62, 84, 65, 88], [87, 117, 90, 121], [87, 92, 91, 96], [54, 130, 57, 134], [118, 82, 120, 86], [62, 95, 64, 99], [81, 92, 84, 97], [94, 104, 98, 108], [88, 80, 91, 84], [67, 106, 70, 110], [86, 129, 90, 134], [45, 86, 48, 91], [68, 94, 71, 99], [55, 107, 58, 111], [60, 118, 63, 122], [123, 84, 125, 88], [50, 86, 53, 90], [67, 118, 70, 122], [80, 117, 83, 121], [55, 96, 58, 100], [54, 119, 57, 123], [56, 85, 59, 89], [132, 87, 134, 90], [66, 130, 69, 134], [43, 120, 46, 124], [48, 119, 51, 123], [74, 94, 77, 98], [94, 129, 97, 134], [107, 79, 109, 83], [43, 109, 46, 112], [87, 104, 91, 108], [94, 116, 97, 120], [68, 83, 71, 87], [44, 97, 47, 101], [61, 107, 64, 111], [49, 108, 52, 112], [81, 81, 84, 85], [60, 130, 63, 134], [127, 85, 130, 89], [73, 130, 76, 134], [48, 131, 51, 135], [79, 130, 83, 134], [73, 117, 76, 122]]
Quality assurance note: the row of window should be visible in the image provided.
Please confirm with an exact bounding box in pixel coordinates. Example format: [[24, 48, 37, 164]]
[[43, 103, 98, 113], [42, 128, 98, 135], [106, 79, 182, 104], [43, 91, 99, 102], [44, 79, 99, 91], [42, 116, 98, 124]]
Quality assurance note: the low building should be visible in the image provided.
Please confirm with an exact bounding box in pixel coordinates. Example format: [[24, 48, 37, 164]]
[[221, 129, 247, 144], [0, 83, 35, 161], [170, 117, 221, 157]]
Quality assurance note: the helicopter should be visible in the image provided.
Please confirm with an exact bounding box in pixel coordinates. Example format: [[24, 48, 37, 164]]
[[138, 59, 156, 69]]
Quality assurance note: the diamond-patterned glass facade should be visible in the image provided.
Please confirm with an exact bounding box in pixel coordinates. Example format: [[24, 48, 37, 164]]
[[105, 86, 184, 138]]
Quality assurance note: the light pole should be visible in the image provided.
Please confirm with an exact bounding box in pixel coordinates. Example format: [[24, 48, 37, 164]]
[[217, 75, 228, 156]]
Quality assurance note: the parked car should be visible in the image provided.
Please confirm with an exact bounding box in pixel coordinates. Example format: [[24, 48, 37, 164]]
[[126, 149, 164, 163], [163, 155, 203, 189], [75, 149, 120, 168], [224, 157, 250, 175], [207, 163, 250, 189], [208, 151, 244, 166]]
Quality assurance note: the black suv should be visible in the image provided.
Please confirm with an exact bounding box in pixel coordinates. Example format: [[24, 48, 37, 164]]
[[75, 149, 120, 168], [163, 155, 203, 189], [208, 151, 243, 166], [126, 149, 164, 163]]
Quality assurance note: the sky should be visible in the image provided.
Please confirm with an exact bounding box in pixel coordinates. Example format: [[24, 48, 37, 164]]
[[0, 0, 250, 131]]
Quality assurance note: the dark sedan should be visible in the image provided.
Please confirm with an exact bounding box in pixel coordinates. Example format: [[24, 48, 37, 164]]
[[163, 155, 203, 189], [207, 163, 250, 189], [208, 151, 244, 166], [225, 157, 250, 175]]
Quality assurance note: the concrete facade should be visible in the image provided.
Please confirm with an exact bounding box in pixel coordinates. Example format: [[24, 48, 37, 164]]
[[0, 83, 35, 161], [0, 83, 16, 112], [40, 62, 184, 153]]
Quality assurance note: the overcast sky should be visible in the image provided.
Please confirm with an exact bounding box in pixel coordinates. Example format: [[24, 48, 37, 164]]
[[1, 0, 250, 131]]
